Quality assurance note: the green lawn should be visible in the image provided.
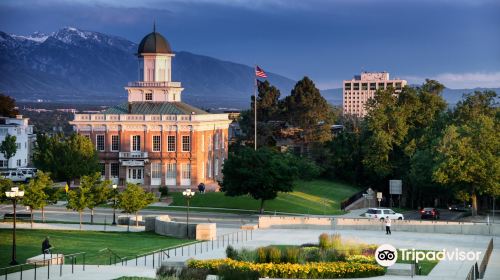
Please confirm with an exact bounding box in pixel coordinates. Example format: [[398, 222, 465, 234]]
[[397, 250, 439, 275], [168, 180, 360, 215], [0, 229, 190, 269]]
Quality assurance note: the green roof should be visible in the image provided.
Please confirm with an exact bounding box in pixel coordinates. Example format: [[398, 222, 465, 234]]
[[103, 102, 208, 115]]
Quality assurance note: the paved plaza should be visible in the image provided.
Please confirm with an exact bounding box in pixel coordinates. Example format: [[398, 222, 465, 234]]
[[2, 223, 499, 280]]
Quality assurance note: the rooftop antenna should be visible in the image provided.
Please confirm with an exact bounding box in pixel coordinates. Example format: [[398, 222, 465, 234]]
[[153, 20, 156, 33]]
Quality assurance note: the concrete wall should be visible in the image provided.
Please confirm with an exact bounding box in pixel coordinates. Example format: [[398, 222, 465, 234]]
[[258, 216, 333, 229], [150, 215, 216, 240], [334, 218, 500, 236]]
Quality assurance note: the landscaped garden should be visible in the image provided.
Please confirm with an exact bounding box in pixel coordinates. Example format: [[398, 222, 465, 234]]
[[166, 180, 360, 215], [0, 229, 190, 268]]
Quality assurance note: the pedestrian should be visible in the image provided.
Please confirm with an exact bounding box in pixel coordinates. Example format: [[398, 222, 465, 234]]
[[42, 236, 52, 254], [385, 217, 391, 235]]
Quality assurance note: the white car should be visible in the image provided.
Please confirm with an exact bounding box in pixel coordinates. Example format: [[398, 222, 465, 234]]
[[0, 170, 28, 182], [364, 208, 404, 220], [17, 168, 37, 179]]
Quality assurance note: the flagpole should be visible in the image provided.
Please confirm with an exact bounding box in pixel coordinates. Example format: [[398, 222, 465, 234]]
[[254, 75, 257, 151]]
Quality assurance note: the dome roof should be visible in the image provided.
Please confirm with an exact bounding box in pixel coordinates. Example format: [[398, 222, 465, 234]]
[[137, 31, 173, 55]]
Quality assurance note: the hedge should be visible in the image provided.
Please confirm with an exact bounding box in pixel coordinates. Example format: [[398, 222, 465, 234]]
[[188, 258, 385, 279]]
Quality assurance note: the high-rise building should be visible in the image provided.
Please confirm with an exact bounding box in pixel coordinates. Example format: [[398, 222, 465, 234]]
[[343, 72, 407, 117], [70, 28, 231, 190]]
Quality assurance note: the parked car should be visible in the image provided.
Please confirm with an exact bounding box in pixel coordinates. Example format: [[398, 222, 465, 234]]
[[17, 168, 37, 179], [0, 170, 28, 182], [364, 208, 404, 220], [420, 207, 440, 220], [448, 204, 470, 212]]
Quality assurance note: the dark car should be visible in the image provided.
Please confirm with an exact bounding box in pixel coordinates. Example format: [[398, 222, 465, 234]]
[[448, 204, 470, 212], [420, 207, 440, 220]]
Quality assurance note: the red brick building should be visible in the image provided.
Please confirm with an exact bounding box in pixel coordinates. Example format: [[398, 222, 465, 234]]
[[70, 29, 231, 189]]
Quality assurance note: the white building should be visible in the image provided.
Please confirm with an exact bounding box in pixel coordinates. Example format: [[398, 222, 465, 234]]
[[0, 115, 35, 169], [343, 72, 407, 117]]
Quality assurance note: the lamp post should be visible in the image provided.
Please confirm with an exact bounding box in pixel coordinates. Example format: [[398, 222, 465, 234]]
[[182, 189, 195, 239], [112, 184, 117, 226], [5, 187, 24, 265]]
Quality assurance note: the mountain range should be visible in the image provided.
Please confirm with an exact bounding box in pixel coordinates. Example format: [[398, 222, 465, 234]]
[[0, 27, 295, 109], [0, 27, 497, 109]]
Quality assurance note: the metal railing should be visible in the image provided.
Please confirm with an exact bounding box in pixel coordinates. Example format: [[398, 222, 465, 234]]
[[465, 238, 493, 280]]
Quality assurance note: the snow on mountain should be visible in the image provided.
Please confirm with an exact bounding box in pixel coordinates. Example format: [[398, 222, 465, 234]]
[[11, 32, 49, 43]]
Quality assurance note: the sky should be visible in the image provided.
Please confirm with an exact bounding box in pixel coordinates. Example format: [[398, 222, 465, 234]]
[[1, 0, 499, 89]]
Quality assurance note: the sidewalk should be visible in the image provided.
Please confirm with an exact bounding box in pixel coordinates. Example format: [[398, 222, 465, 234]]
[[0, 222, 145, 232]]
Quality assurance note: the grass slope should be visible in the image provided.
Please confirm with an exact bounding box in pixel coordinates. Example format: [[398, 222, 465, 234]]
[[169, 180, 360, 215], [0, 229, 189, 268]]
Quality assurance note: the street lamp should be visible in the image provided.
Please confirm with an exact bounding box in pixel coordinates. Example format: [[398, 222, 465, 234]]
[[182, 188, 195, 239], [5, 187, 24, 265], [112, 184, 117, 226]]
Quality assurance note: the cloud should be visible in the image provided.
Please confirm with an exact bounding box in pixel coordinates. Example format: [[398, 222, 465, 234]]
[[403, 72, 500, 89]]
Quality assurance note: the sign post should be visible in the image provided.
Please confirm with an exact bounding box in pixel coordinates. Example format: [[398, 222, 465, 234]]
[[377, 192, 383, 208], [389, 180, 402, 208]]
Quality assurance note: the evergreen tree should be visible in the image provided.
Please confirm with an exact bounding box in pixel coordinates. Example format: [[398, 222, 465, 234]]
[[282, 77, 334, 143]]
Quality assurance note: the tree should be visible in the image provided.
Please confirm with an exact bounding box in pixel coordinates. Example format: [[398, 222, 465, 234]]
[[0, 134, 17, 167], [67, 184, 90, 230], [33, 133, 100, 186], [220, 147, 298, 213], [22, 171, 53, 227], [0, 94, 19, 117], [81, 172, 111, 224], [252, 80, 282, 122], [117, 184, 155, 227], [282, 77, 334, 143], [433, 115, 500, 215]]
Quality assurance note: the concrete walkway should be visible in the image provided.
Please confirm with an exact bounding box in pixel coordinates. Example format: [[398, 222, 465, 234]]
[[0, 222, 145, 232], [3, 227, 498, 280]]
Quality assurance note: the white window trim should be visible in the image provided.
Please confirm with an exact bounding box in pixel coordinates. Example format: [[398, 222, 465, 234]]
[[167, 135, 176, 152], [96, 134, 105, 152], [182, 135, 191, 152], [110, 135, 120, 152], [152, 135, 161, 152], [131, 135, 141, 152]]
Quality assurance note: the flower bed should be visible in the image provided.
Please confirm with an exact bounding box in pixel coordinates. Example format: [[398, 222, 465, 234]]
[[188, 258, 385, 279]]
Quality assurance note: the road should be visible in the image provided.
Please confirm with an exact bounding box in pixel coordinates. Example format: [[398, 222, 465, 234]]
[[0, 204, 257, 228], [402, 209, 467, 221]]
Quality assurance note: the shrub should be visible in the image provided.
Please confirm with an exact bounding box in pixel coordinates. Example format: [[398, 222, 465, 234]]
[[237, 248, 257, 262], [226, 245, 238, 259], [319, 233, 330, 249], [267, 247, 281, 263], [188, 259, 385, 279], [300, 247, 320, 262], [219, 265, 260, 280], [179, 267, 210, 280], [159, 186, 169, 197], [331, 233, 342, 250], [346, 255, 376, 264], [257, 247, 267, 263], [284, 247, 300, 263], [320, 249, 346, 262]]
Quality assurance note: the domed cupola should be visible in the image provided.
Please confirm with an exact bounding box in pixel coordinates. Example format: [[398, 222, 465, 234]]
[[137, 28, 173, 55]]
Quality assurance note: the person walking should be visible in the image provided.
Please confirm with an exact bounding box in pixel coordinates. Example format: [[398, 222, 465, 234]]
[[385, 217, 392, 235]]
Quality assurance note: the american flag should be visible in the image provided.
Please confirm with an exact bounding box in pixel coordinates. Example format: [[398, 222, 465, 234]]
[[255, 66, 268, 78]]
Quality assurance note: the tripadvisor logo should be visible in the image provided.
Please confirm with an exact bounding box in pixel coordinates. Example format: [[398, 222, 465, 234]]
[[374, 244, 482, 267]]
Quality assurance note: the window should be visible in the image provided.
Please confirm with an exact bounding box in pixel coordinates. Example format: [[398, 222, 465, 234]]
[[151, 163, 161, 179], [110, 163, 119, 177], [111, 135, 120, 151], [166, 163, 176, 185], [182, 136, 190, 152], [345, 83, 351, 90], [83, 134, 91, 140], [167, 136, 176, 152], [370, 83, 376, 90], [214, 158, 219, 176], [16, 143, 21, 149], [132, 135, 141, 151], [96, 135, 105, 151], [396, 82, 402, 90], [0, 160, 7, 168], [353, 83, 360, 90], [378, 83, 385, 89], [214, 133, 219, 150], [182, 163, 191, 179], [17, 159, 21, 167], [145, 92, 153, 101], [99, 163, 105, 176], [152, 135, 161, 152], [207, 159, 212, 178], [361, 83, 368, 90]]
